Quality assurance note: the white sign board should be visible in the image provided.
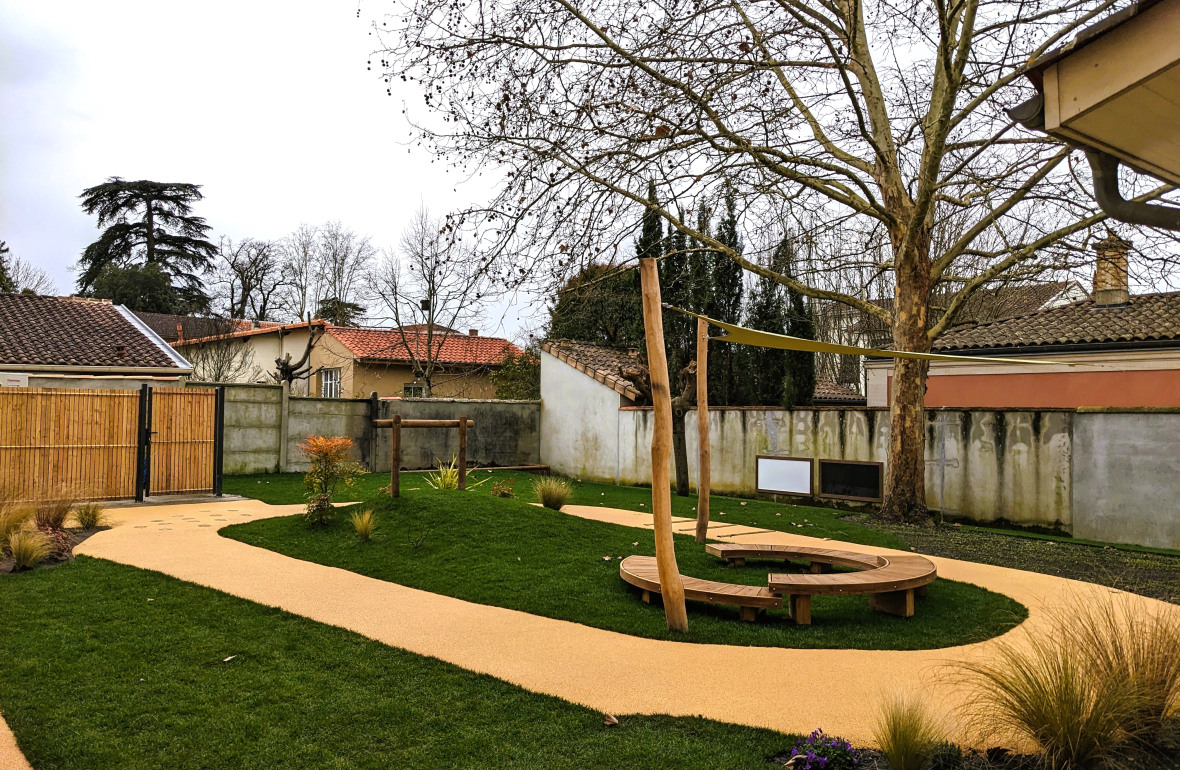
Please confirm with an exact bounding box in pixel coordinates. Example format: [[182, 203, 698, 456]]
[[756, 456, 813, 496], [0, 373, 29, 388]]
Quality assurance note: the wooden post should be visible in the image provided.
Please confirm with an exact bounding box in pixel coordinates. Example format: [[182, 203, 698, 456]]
[[639, 257, 689, 632], [694, 317, 711, 544], [390, 415, 402, 498], [457, 414, 468, 490]]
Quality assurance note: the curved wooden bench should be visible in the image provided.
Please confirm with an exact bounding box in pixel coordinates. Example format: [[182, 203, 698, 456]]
[[619, 555, 781, 622], [706, 543, 883, 572], [766, 553, 937, 625]]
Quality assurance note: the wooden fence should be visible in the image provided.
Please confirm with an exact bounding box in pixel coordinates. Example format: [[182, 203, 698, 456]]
[[0, 387, 223, 502]]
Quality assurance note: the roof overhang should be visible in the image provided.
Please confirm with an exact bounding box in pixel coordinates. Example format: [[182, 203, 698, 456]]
[[1014, 0, 1180, 183]]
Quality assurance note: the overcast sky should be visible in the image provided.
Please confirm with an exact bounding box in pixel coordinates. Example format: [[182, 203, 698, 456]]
[[0, 0, 542, 339]]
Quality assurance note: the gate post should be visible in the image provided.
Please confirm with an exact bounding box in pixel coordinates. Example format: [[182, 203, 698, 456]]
[[213, 387, 226, 496], [134, 384, 153, 502]]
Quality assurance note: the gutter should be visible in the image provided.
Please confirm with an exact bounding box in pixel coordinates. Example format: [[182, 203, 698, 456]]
[[115, 304, 194, 369]]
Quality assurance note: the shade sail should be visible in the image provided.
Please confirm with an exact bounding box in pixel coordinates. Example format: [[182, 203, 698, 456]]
[[665, 306, 1074, 366]]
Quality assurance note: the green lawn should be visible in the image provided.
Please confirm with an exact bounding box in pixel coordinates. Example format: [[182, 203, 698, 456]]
[[222, 480, 1025, 650], [224, 470, 908, 549], [0, 558, 791, 769]]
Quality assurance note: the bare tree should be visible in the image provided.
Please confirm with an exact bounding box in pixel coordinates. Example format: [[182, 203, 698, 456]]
[[318, 221, 375, 322], [276, 223, 322, 321], [9, 256, 57, 295], [178, 317, 260, 383], [214, 237, 286, 320], [373, 0, 1179, 521], [368, 207, 496, 396]]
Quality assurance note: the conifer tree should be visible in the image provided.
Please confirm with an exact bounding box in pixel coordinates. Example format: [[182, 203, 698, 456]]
[[78, 178, 218, 312], [777, 233, 817, 408], [742, 251, 789, 406], [710, 188, 744, 405], [0, 241, 14, 294]]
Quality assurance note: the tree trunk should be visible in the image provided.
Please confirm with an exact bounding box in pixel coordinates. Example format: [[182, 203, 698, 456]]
[[694, 317, 711, 544], [639, 257, 689, 632], [879, 258, 932, 524], [672, 409, 690, 496]]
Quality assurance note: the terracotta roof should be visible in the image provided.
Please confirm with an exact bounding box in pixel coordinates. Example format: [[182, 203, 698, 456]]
[[0, 295, 187, 370], [813, 380, 866, 404], [133, 312, 276, 343], [540, 341, 644, 400], [329, 326, 522, 366], [933, 291, 1180, 352]]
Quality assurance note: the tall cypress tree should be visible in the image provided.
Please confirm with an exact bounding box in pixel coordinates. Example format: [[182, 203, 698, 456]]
[[710, 188, 745, 405], [742, 247, 789, 406], [777, 232, 817, 408], [78, 178, 218, 312]]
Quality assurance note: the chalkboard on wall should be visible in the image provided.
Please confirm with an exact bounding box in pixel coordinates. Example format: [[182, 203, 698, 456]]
[[818, 460, 883, 502]]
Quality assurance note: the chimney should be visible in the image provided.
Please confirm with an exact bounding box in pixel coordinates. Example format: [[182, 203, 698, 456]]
[[1092, 231, 1131, 307], [627, 347, 639, 358], [176, 323, 185, 342], [468, 329, 479, 336]]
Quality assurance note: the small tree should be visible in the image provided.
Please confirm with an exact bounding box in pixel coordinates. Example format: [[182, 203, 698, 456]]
[[490, 347, 541, 400], [368, 207, 496, 397], [297, 435, 363, 526]]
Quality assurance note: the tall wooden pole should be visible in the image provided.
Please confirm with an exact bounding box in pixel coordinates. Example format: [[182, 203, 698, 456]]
[[457, 414, 468, 490], [694, 317, 711, 544], [639, 257, 689, 632], [389, 415, 402, 498]]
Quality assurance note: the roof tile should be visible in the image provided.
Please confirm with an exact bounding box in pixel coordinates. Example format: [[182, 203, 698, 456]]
[[329, 327, 521, 366]]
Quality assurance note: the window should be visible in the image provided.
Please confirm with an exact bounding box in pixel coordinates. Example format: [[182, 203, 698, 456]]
[[321, 368, 341, 398], [403, 383, 425, 398]]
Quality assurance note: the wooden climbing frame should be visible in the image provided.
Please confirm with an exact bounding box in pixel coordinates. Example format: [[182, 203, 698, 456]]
[[372, 415, 475, 497]]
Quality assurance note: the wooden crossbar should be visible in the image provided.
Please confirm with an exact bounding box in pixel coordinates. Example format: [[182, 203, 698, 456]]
[[372, 414, 474, 497]]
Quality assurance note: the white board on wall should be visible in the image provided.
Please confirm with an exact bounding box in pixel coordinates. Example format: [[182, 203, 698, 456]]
[[756, 456, 813, 496]]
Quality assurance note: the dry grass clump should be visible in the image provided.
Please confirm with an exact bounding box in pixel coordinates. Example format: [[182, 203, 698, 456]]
[[350, 510, 377, 542], [33, 495, 76, 530], [8, 528, 52, 571], [73, 502, 108, 530], [533, 477, 572, 511], [955, 593, 1180, 769], [874, 694, 945, 770], [0, 501, 33, 553]]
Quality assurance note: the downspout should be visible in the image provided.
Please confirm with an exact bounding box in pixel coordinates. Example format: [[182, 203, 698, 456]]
[[1008, 94, 1180, 231]]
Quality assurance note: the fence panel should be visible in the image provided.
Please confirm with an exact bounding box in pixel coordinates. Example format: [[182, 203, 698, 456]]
[[150, 388, 216, 495], [0, 388, 139, 501]]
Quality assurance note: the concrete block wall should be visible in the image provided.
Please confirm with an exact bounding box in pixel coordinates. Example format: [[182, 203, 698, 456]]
[[201, 382, 541, 475]]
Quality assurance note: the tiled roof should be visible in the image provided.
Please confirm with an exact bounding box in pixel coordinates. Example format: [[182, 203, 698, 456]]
[[0, 295, 185, 370], [329, 327, 522, 366], [933, 291, 1180, 352], [842, 281, 1080, 335], [540, 341, 644, 400], [133, 312, 274, 343], [813, 380, 866, 404]]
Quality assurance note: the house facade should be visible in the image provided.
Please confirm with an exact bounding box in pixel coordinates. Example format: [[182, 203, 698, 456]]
[[0, 294, 192, 389], [175, 321, 521, 399], [864, 236, 1180, 408]]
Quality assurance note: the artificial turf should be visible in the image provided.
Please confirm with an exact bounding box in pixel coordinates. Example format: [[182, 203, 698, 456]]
[[221, 478, 1026, 650], [0, 557, 792, 769]]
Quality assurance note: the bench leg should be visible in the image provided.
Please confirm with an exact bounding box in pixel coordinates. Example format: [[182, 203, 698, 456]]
[[789, 595, 812, 625], [641, 590, 652, 604], [731, 557, 746, 567], [739, 606, 758, 623], [871, 589, 915, 618], [808, 562, 832, 574], [915, 585, 929, 599]]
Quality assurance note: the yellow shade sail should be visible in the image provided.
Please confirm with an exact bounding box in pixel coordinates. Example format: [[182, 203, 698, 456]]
[[665, 306, 1073, 367]]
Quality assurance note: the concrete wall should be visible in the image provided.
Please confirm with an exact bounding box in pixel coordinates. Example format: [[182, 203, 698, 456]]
[[24, 375, 186, 390], [371, 398, 541, 472], [207, 382, 541, 475], [1072, 411, 1180, 550], [539, 349, 630, 480]]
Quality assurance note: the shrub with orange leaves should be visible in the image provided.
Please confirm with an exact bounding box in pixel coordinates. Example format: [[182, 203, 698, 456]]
[[297, 435, 363, 526]]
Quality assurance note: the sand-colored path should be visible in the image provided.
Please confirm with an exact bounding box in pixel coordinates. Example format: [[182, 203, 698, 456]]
[[48, 498, 1171, 752], [0, 711, 32, 770]]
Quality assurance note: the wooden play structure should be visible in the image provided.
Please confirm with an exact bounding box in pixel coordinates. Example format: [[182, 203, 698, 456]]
[[620, 545, 936, 625], [373, 415, 475, 497]]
